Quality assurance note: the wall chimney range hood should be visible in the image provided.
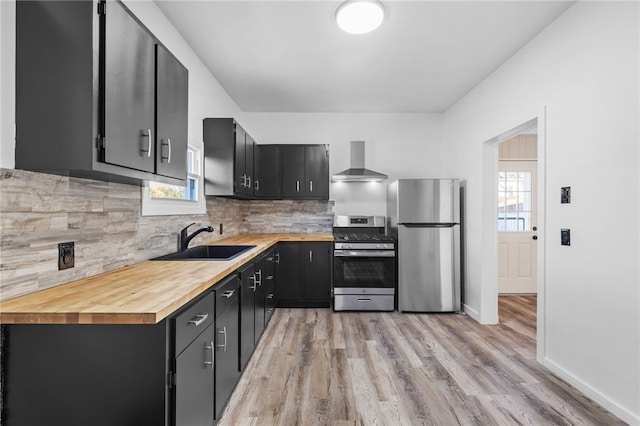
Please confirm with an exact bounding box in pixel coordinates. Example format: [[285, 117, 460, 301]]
[[332, 141, 388, 182]]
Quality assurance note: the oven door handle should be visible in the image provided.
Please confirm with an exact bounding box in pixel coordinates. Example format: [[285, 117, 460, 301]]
[[334, 250, 396, 257]]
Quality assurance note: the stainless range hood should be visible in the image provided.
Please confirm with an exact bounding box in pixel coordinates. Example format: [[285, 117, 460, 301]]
[[332, 141, 388, 182]]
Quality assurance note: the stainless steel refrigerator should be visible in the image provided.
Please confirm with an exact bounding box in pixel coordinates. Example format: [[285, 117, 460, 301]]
[[387, 179, 461, 312]]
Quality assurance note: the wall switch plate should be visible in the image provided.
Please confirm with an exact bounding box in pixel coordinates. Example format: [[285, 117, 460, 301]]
[[561, 187, 571, 204], [561, 229, 571, 246], [58, 242, 75, 270]]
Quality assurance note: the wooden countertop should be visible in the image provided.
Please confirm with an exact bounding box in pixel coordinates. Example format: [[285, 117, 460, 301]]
[[0, 233, 333, 325]]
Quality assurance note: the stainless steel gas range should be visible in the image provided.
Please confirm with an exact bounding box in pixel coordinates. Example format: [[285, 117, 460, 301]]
[[333, 215, 396, 311]]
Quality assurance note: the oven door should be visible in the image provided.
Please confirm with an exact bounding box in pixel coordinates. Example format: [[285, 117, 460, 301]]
[[333, 250, 395, 294]]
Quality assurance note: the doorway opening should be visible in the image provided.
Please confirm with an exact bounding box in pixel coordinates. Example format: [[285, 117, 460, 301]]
[[481, 114, 545, 361]]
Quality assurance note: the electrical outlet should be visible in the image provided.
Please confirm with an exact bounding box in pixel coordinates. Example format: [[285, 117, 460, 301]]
[[58, 242, 75, 270], [561, 229, 571, 246], [561, 187, 571, 204]]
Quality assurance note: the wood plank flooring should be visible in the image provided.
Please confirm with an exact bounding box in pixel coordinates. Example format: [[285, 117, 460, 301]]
[[219, 296, 625, 425]]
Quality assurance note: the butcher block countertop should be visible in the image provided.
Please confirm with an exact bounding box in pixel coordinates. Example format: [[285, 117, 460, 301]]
[[0, 233, 333, 325]]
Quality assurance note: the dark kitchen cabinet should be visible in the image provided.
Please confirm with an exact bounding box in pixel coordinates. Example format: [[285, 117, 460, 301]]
[[3, 323, 171, 426], [254, 249, 276, 344], [156, 44, 189, 180], [281, 145, 329, 199], [254, 145, 281, 198], [214, 274, 241, 420], [15, 0, 188, 186], [275, 242, 332, 307], [239, 262, 257, 370], [203, 118, 255, 198], [174, 325, 215, 426]]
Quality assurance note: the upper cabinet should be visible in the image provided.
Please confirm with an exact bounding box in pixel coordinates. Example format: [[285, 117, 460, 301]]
[[15, 0, 188, 185], [203, 119, 330, 201], [253, 145, 281, 198], [281, 145, 330, 200], [156, 45, 189, 180], [203, 118, 255, 198]]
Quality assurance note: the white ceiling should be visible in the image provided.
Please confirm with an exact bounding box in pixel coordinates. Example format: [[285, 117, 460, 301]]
[[155, 0, 574, 113]]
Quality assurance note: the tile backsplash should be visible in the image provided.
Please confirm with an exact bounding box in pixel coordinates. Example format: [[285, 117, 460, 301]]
[[0, 169, 333, 300]]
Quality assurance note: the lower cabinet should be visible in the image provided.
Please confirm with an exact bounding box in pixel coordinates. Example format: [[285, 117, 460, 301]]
[[275, 241, 332, 307], [2, 242, 334, 425], [214, 274, 241, 420]]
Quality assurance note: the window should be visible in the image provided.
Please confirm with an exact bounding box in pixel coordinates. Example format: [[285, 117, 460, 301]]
[[497, 171, 532, 232], [141, 141, 206, 216]]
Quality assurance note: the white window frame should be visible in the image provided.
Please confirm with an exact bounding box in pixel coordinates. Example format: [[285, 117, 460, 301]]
[[141, 140, 206, 216]]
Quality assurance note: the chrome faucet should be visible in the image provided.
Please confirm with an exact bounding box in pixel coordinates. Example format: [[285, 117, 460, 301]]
[[180, 223, 214, 251]]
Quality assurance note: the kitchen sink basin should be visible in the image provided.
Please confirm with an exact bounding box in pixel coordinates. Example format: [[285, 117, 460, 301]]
[[152, 245, 256, 261]]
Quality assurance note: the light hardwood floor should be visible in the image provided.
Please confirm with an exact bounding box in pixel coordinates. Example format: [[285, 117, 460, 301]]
[[219, 296, 625, 425]]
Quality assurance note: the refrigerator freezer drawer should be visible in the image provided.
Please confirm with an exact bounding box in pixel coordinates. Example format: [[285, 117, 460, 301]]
[[398, 225, 460, 312]]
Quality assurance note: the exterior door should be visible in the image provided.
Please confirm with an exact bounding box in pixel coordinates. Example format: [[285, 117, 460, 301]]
[[498, 160, 538, 293]]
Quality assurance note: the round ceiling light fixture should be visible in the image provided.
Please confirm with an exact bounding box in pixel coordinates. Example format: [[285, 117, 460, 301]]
[[335, 0, 385, 34]]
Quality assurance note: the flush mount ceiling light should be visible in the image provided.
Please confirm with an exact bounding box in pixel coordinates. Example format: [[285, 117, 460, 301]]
[[335, 0, 385, 34]]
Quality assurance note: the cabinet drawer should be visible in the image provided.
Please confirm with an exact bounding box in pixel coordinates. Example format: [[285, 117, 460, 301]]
[[174, 292, 215, 354], [216, 274, 240, 318]]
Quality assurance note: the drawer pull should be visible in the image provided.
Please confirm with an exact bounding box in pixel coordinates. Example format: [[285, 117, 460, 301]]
[[189, 313, 209, 327], [266, 293, 274, 300], [204, 341, 214, 369], [217, 326, 227, 352], [222, 290, 235, 299], [357, 298, 372, 303]]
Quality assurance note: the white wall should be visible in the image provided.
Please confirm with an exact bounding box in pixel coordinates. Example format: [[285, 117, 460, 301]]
[[0, 0, 242, 169], [243, 113, 443, 215], [442, 2, 639, 423]]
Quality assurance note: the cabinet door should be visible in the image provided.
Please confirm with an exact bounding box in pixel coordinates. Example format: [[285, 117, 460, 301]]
[[103, 1, 155, 173], [305, 145, 330, 199], [239, 263, 256, 370], [215, 281, 240, 420], [175, 324, 215, 426], [275, 243, 302, 303], [281, 146, 306, 197], [254, 145, 281, 198], [156, 44, 188, 180], [244, 134, 255, 196], [304, 242, 332, 302], [234, 124, 247, 195]]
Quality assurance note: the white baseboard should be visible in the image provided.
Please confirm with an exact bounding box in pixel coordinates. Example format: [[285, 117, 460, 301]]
[[543, 357, 639, 425], [462, 304, 480, 322]]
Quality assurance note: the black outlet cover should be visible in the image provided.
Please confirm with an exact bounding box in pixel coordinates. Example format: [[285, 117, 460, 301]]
[[58, 242, 75, 270], [561, 187, 571, 204], [561, 229, 571, 246]]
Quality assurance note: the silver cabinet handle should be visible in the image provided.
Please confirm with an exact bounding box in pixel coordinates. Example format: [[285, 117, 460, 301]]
[[309, 250, 313, 263], [255, 270, 262, 287], [357, 298, 372, 303], [204, 341, 214, 369], [242, 174, 247, 188], [161, 138, 172, 163], [222, 289, 235, 299], [254, 179, 259, 191], [141, 129, 152, 157], [247, 175, 251, 189], [217, 327, 227, 352], [249, 275, 257, 291], [275, 253, 280, 264], [296, 180, 300, 192], [188, 313, 209, 327], [310, 180, 313, 192], [266, 275, 273, 281], [266, 293, 274, 300]]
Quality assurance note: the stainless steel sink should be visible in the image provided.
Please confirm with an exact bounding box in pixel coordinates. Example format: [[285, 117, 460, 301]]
[[152, 245, 256, 261]]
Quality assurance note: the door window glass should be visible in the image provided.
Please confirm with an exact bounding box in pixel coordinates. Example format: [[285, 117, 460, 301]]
[[498, 171, 532, 232]]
